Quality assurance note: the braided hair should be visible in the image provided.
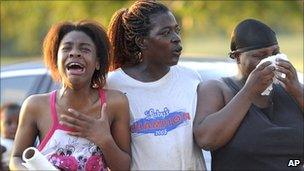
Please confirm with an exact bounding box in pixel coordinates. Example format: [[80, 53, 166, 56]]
[[107, 0, 169, 70]]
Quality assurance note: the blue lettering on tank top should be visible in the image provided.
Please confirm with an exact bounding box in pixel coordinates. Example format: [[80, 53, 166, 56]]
[[130, 107, 191, 136]]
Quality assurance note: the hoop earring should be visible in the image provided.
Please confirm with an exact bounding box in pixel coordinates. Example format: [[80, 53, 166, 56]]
[[92, 83, 99, 89], [137, 52, 143, 63], [96, 65, 100, 71], [229, 52, 235, 59]]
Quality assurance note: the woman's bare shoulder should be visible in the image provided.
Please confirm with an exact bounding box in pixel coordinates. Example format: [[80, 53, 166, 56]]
[[103, 89, 129, 119], [16, 92, 53, 129], [198, 78, 234, 102], [199, 79, 228, 91], [104, 89, 127, 103], [21, 93, 52, 116], [24, 92, 51, 107]]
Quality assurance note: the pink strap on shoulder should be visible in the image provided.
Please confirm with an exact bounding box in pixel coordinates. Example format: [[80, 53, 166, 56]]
[[50, 91, 59, 124], [38, 91, 58, 151], [99, 89, 106, 106]]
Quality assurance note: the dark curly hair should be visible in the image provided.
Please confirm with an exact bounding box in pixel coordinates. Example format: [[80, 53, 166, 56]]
[[1, 103, 21, 116], [43, 20, 110, 88], [107, 0, 169, 70]]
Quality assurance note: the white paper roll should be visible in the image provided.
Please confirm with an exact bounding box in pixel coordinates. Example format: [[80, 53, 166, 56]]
[[22, 147, 58, 170]]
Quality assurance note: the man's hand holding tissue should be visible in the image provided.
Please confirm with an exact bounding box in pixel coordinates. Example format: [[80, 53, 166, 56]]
[[275, 58, 304, 110], [243, 61, 275, 101]]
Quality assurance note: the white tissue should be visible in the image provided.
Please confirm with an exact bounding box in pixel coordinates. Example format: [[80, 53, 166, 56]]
[[256, 53, 288, 96], [22, 147, 58, 170]]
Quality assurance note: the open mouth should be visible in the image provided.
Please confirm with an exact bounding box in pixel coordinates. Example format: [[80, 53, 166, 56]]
[[173, 47, 182, 56], [176, 46, 183, 52], [66, 62, 85, 75], [173, 46, 183, 53]]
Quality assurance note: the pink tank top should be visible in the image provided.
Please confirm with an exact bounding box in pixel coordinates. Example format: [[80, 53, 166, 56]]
[[38, 90, 107, 171]]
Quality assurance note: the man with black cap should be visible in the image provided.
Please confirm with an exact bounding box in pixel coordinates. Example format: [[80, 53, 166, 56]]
[[193, 19, 303, 170]]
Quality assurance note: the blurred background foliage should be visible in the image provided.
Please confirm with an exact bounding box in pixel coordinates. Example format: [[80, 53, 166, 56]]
[[1, 0, 303, 70]]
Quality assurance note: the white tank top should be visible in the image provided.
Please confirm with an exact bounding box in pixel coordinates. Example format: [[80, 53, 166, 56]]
[[106, 65, 206, 170]]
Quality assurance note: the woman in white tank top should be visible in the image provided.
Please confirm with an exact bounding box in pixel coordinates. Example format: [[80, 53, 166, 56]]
[[106, 1, 206, 170]]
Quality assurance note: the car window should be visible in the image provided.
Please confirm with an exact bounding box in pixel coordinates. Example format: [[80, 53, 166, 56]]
[[1, 75, 38, 105]]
